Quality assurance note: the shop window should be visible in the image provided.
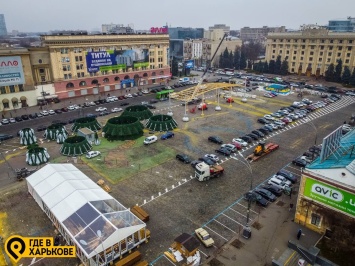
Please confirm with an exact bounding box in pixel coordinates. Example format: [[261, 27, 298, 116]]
[[103, 78, 109, 83], [79, 81, 87, 86], [114, 77, 120, 81], [9, 85, 15, 93], [0, 86, 6, 94], [18, 84, 24, 91], [311, 213, 321, 226], [66, 83, 74, 88], [3, 102, 9, 108]]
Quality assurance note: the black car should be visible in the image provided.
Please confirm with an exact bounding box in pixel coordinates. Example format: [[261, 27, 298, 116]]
[[99, 99, 106, 104], [252, 130, 265, 137], [309, 145, 321, 154], [261, 184, 283, 197], [29, 113, 38, 119], [149, 99, 159, 104], [61, 107, 69, 112], [258, 128, 269, 135], [287, 106, 295, 111], [244, 191, 268, 207], [191, 160, 202, 168], [86, 113, 98, 118], [14, 116, 23, 122], [52, 120, 68, 126], [292, 157, 307, 167], [21, 114, 29, 120], [99, 111, 110, 116], [94, 100, 101, 105], [198, 157, 215, 166], [254, 188, 277, 202], [0, 134, 14, 141], [208, 136, 223, 144], [215, 147, 231, 156], [37, 125, 47, 132], [240, 135, 253, 143], [257, 118, 269, 124], [176, 154, 191, 164], [120, 102, 129, 106], [247, 133, 259, 140], [55, 109, 62, 114], [277, 169, 297, 184]]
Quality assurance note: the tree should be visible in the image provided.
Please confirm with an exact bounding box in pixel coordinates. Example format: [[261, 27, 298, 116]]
[[247, 60, 252, 69], [280, 59, 289, 75], [341, 66, 351, 84], [269, 60, 276, 74], [233, 47, 241, 70], [240, 50, 247, 70], [223, 48, 230, 68], [229, 51, 234, 69], [334, 59, 343, 83], [274, 55, 282, 75], [171, 57, 179, 77], [263, 61, 269, 73], [242, 41, 264, 65], [218, 52, 224, 68], [325, 63, 335, 82], [349, 68, 355, 87]]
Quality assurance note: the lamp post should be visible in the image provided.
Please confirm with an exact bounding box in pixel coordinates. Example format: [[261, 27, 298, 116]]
[[167, 92, 173, 116], [182, 96, 189, 122], [304, 119, 318, 160], [215, 88, 221, 111], [232, 152, 253, 239]]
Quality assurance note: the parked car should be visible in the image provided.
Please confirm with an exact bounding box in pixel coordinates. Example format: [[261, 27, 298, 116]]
[[15, 116, 23, 122], [176, 154, 191, 164], [48, 109, 56, 115], [120, 102, 129, 106], [261, 184, 283, 197], [247, 133, 259, 140], [257, 118, 269, 124], [21, 114, 29, 120], [54, 109, 62, 114], [29, 113, 39, 119], [276, 169, 297, 184], [232, 138, 248, 147], [161, 131, 174, 140], [292, 157, 307, 167], [144, 135, 158, 145], [252, 130, 265, 137], [221, 143, 237, 152], [258, 128, 269, 135], [208, 136, 223, 144], [96, 107, 107, 112], [204, 154, 220, 163], [215, 147, 232, 156], [195, 228, 214, 247], [268, 177, 291, 191], [40, 110, 49, 116], [244, 191, 268, 207], [111, 107, 123, 113], [9, 118, 16, 123], [272, 175, 292, 187], [254, 188, 277, 202], [240, 135, 253, 143], [0, 134, 14, 141], [198, 157, 215, 166], [86, 151, 101, 159]]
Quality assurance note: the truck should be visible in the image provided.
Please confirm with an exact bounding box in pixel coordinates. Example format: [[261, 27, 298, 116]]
[[195, 162, 224, 181], [179, 77, 190, 83], [246, 142, 279, 162]]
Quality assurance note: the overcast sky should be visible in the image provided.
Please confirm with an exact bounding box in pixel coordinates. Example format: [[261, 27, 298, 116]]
[[2, 0, 355, 32]]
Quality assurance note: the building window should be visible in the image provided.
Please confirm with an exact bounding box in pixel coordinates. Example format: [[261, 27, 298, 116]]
[[327, 58, 331, 63], [294, 39, 298, 43], [345, 59, 349, 64], [301, 45, 305, 49], [329, 46, 333, 50], [272, 55, 275, 59], [330, 40, 334, 43], [292, 62, 295, 66], [293, 56, 296, 60], [320, 52, 323, 56], [320, 46, 324, 50], [63, 65, 71, 71], [103, 78, 109, 83], [338, 46, 342, 50], [348, 47, 352, 51], [75, 56, 83, 62], [18, 84, 24, 91], [310, 46, 315, 50], [61, 57, 70, 63], [272, 50, 275, 53], [310, 52, 314, 55], [76, 64, 84, 70], [9, 85, 15, 93], [339, 40, 343, 44], [279, 50, 282, 54], [41, 76, 46, 82], [337, 53, 341, 57], [0, 86, 6, 94], [60, 48, 69, 54], [79, 81, 86, 86], [38, 59, 43, 63], [319, 58, 322, 62], [300, 57, 303, 61], [311, 213, 321, 226], [349, 40, 353, 44], [309, 57, 313, 61], [39, 68, 45, 74], [301, 51, 305, 55], [294, 51, 297, 55], [286, 50, 289, 54], [149, 51, 154, 56], [302, 39, 306, 43], [328, 52, 332, 56], [321, 40, 325, 43]]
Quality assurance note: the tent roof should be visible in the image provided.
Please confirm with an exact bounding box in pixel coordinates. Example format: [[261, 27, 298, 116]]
[[26, 164, 145, 258]]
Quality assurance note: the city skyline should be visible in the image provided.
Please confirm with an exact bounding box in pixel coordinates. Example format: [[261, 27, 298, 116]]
[[2, 0, 355, 33]]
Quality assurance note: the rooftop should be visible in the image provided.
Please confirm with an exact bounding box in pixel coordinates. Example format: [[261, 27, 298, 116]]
[[306, 129, 355, 189]]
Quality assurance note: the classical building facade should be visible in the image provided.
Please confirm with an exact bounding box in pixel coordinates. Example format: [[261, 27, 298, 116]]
[[40, 33, 170, 99], [265, 27, 355, 76], [295, 129, 355, 235]]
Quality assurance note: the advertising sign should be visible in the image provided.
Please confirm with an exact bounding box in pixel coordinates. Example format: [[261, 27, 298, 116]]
[[86, 49, 149, 73], [0, 56, 24, 86], [150, 26, 168, 34], [184, 60, 194, 69], [303, 177, 355, 217], [320, 126, 343, 162]]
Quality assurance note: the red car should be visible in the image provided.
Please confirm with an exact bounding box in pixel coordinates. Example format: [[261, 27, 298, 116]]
[[226, 98, 234, 103], [281, 117, 290, 124], [232, 142, 242, 150]]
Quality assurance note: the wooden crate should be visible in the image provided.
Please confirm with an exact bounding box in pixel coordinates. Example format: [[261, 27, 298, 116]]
[[130, 206, 149, 222], [115, 251, 141, 266]]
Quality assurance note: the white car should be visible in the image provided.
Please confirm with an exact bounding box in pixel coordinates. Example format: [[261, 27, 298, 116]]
[[1, 119, 9, 125], [269, 123, 279, 130], [89, 101, 96, 106], [40, 110, 49, 116], [67, 105, 75, 111], [125, 94, 133, 98], [204, 154, 220, 162], [106, 97, 115, 103], [95, 107, 107, 112], [111, 107, 123, 113], [144, 135, 158, 145], [221, 144, 237, 152], [195, 228, 214, 247], [9, 118, 16, 123], [232, 138, 248, 147], [272, 175, 292, 187], [86, 151, 101, 159], [112, 96, 118, 101], [142, 90, 149, 94], [74, 104, 81, 109], [264, 114, 275, 120], [48, 110, 55, 115]]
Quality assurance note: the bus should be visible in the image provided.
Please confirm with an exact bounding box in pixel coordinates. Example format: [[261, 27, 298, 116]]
[[156, 89, 174, 99]]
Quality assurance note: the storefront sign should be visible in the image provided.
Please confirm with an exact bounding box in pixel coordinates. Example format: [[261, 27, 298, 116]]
[[0, 56, 24, 86], [150, 26, 168, 34], [303, 177, 355, 217]]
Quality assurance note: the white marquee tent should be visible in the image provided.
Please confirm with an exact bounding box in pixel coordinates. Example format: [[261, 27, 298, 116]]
[[27, 164, 147, 266]]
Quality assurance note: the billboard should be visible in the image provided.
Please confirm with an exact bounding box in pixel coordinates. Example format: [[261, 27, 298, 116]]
[[303, 177, 355, 217], [86, 49, 149, 73], [185, 60, 194, 69], [0, 56, 24, 86], [320, 126, 343, 162]]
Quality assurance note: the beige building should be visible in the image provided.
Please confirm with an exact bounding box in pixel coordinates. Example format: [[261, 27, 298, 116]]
[[184, 29, 242, 67], [240, 26, 286, 42], [265, 27, 355, 76]]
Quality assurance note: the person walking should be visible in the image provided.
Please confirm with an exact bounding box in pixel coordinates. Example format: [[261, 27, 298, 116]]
[[289, 203, 294, 211], [297, 229, 302, 240]]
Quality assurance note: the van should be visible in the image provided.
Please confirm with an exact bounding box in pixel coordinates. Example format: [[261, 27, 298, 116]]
[[268, 177, 290, 190]]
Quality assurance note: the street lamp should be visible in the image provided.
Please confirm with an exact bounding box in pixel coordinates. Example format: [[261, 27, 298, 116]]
[[304, 118, 318, 160], [182, 96, 189, 122], [215, 88, 221, 111], [167, 92, 173, 116]]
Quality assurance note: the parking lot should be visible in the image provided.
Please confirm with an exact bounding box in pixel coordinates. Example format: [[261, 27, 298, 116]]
[[0, 80, 354, 265]]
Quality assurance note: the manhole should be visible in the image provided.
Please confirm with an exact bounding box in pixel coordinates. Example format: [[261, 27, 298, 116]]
[[252, 221, 263, 230], [230, 238, 245, 249], [276, 201, 285, 206], [209, 258, 225, 266]]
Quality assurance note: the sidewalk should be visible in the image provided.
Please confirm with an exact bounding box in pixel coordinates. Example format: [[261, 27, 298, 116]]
[[205, 193, 321, 266]]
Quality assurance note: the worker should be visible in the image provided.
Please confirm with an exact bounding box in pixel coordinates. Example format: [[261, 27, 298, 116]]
[[297, 229, 302, 240]]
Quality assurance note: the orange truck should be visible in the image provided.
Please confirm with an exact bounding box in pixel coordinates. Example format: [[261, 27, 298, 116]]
[[247, 142, 279, 161]]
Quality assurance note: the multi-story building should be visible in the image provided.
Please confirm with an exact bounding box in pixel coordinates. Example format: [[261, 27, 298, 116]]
[[40, 33, 170, 99], [1, 32, 170, 111], [265, 26, 355, 76], [295, 128, 355, 235], [328, 17, 355, 32], [102, 24, 134, 34], [240, 26, 286, 43], [168, 27, 204, 40], [0, 14, 7, 36]]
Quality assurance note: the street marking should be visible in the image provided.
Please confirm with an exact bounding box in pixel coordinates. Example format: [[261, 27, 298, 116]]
[[204, 225, 228, 241]]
